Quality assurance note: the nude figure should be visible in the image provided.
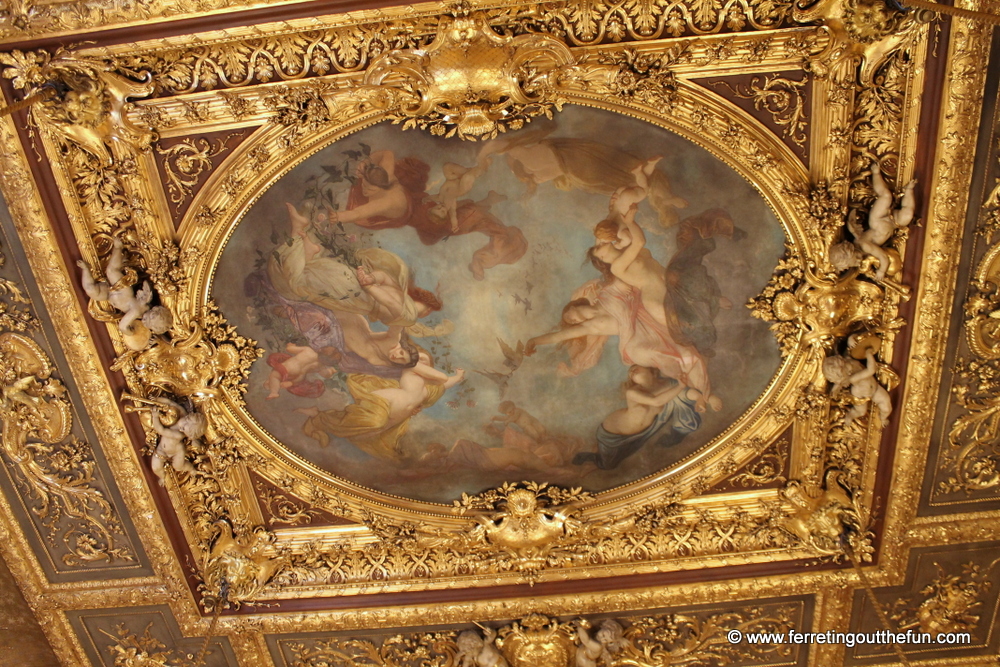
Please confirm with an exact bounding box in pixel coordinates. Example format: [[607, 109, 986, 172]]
[[430, 159, 491, 233], [592, 204, 667, 326], [78, 238, 171, 349], [602, 365, 691, 436], [822, 345, 892, 428], [372, 352, 465, 428], [148, 398, 204, 483], [846, 162, 917, 281]]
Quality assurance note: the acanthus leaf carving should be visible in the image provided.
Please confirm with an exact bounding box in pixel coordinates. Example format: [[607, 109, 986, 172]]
[[0, 241, 133, 567]]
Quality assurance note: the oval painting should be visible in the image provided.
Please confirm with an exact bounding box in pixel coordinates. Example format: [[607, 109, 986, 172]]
[[214, 106, 785, 503]]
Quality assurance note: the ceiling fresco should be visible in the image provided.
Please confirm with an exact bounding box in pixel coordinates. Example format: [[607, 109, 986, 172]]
[[0, 0, 998, 666], [215, 108, 785, 502]]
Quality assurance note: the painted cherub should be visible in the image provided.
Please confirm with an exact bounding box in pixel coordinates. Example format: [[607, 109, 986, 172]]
[[148, 397, 204, 483], [845, 162, 917, 281], [77, 238, 172, 350], [429, 159, 491, 233], [822, 341, 892, 428], [610, 156, 662, 247], [588, 158, 674, 331], [265, 342, 338, 399]]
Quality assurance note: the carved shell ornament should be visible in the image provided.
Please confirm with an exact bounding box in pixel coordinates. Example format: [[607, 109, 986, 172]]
[[364, 9, 574, 139]]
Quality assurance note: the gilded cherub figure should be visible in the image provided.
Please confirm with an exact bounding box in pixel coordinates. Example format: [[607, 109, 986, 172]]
[[78, 238, 172, 350], [840, 163, 916, 281], [821, 335, 892, 428], [574, 619, 627, 667], [455, 625, 509, 667], [148, 397, 204, 483]]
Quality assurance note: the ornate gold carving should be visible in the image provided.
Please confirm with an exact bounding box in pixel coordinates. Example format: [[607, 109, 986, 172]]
[[891, 560, 998, 637], [728, 435, 789, 487], [0, 0, 294, 43], [782, 470, 868, 559], [793, 0, 928, 84], [724, 74, 808, 152], [157, 137, 231, 212], [285, 606, 800, 667], [0, 329, 133, 566], [0, 242, 37, 332], [201, 518, 283, 611], [747, 247, 885, 353], [940, 217, 1000, 496], [362, 9, 574, 140], [0, 0, 963, 644], [255, 480, 323, 526], [115, 303, 261, 404], [102, 623, 199, 667], [0, 49, 154, 166]]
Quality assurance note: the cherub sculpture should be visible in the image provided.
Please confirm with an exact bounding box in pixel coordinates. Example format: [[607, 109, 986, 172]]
[[148, 397, 204, 483], [842, 163, 916, 281], [575, 619, 627, 667], [821, 336, 892, 428], [78, 238, 172, 350], [455, 625, 509, 667]]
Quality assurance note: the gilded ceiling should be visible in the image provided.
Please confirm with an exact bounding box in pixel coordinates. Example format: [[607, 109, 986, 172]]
[[0, 0, 998, 666]]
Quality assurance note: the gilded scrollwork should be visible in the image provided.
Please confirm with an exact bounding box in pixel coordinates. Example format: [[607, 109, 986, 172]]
[[0, 0, 959, 648], [157, 137, 232, 212], [0, 296, 133, 566], [200, 518, 284, 611], [890, 560, 998, 637], [940, 214, 1000, 496], [362, 9, 575, 140], [723, 74, 808, 152], [102, 623, 200, 667], [284, 606, 802, 667]]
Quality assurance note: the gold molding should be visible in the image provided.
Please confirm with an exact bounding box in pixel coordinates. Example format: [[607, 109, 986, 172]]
[[0, 0, 994, 664]]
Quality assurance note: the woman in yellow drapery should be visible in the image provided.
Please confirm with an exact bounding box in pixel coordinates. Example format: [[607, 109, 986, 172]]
[[301, 349, 465, 461]]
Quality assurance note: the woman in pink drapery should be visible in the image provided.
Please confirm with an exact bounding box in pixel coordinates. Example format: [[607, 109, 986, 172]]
[[524, 278, 712, 406], [328, 150, 527, 280]]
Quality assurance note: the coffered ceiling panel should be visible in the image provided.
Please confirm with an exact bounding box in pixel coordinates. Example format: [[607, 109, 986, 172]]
[[0, 1, 997, 666]]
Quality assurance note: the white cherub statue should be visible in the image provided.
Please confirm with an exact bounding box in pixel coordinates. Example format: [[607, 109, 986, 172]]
[[78, 238, 172, 350], [575, 619, 627, 667], [821, 335, 892, 428], [454, 625, 509, 667], [844, 162, 916, 281], [148, 397, 204, 483]]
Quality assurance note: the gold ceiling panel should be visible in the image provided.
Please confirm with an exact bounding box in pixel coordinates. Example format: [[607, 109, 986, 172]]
[[0, 0, 997, 665]]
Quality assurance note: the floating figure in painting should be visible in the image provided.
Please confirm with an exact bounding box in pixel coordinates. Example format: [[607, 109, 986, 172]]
[[589, 158, 675, 330], [483, 401, 584, 467], [264, 342, 338, 399], [298, 347, 465, 461], [478, 126, 688, 228], [525, 277, 712, 409], [326, 150, 527, 280], [429, 160, 492, 234], [269, 202, 448, 333], [573, 366, 701, 469]]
